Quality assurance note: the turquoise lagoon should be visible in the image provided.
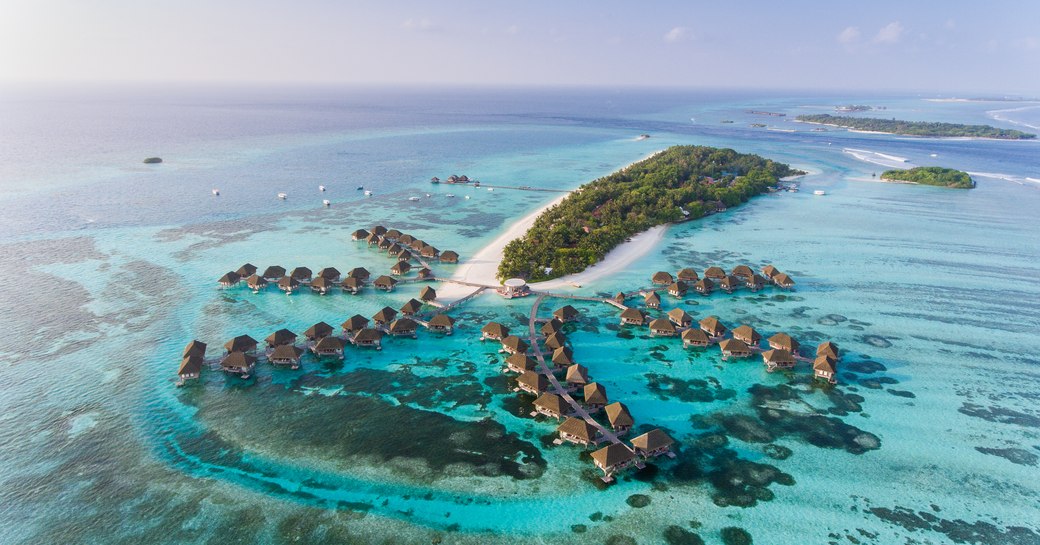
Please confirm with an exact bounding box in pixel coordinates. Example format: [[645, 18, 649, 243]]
[[1, 87, 1039, 544]]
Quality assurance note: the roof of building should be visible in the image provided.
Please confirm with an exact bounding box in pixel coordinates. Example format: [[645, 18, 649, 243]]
[[340, 277, 361, 289], [265, 328, 297, 346], [773, 272, 795, 286], [262, 265, 286, 278], [591, 443, 635, 468], [270, 344, 304, 360], [551, 346, 574, 365], [644, 291, 661, 304], [677, 268, 699, 280], [277, 275, 299, 289], [482, 322, 509, 337], [817, 341, 839, 358], [221, 351, 257, 369], [768, 332, 800, 351], [681, 328, 709, 343], [719, 338, 750, 353], [183, 340, 207, 358], [631, 429, 675, 451], [341, 315, 369, 330], [303, 321, 334, 339], [373, 275, 398, 287], [501, 335, 529, 353], [317, 267, 341, 280], [400, 298, 423, 314], [540, 318, 563, 335], [731, 265, 754, 277], [178, 355, 203, 375], [389, 318, 418, 333], [290, 266, 312, 279], [668, 281, 688, 293], [667, 308, 692, 323], [652, 271, 674, 284], [223, 334, 258, 353], [557, 417, 597, 442], [762, 348, 795, 364], [353, 328, 383, 342], [373, 307, 398, 322], [699, 316, 727, 334], [347, 267, 370, 279], [649, 318, 677, 332], [604, 402, 635, 427], [534, 393, 568, 415], [218, 271, 241, 284], [762, 264, 780, 277], [310, 277, 332, 289], [620, 307, 647, 322], [565, 363, 589, 384], [236, 263, 258, 277], [704, 266, 726, 278], [583, 382, 608, 404], [428, 314, 455, 328], [246, 274, 268, 288], [813, 354, 837, 373], [544, 332, 568, 350], [419, 286, 437, 301], [553, 305, 580, 320], [505, 353, 537, 370], [731, 325, 761, 343], [517, 370, 547, 391]]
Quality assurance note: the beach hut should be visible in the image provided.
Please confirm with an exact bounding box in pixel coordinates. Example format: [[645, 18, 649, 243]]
[[565, 364, 589, 388], [420, 245, 440, 259], [224, 334, 258, 354], [388, 318, 418, 338], [340, 277, 362, 294], [178, 355, 203, 382], [309, 276, 333, 295], [543, 332, 567, 351], [517, 370, 548, 394], [619, 307, 648, 326], [348, 267, 371, 280], [398, 234, 416, 245], [419, 286, 437, 302], [265, 328, 297, 348], [370, 225, 388, 236], [290, 267, 313, 282], [590, 443, 636, 481], [351, 228, 370, 241], [631, 429, 676, 459], [817, 341, 840, 360], [648, 318, 677, 337], [385, 228, 403, 241], [553, 305, 580, 323], [746, 274, 767, 292], [427, 314, 455, 334], [604, 402, 634, 435], [583, 383, 608, 412], [317, 267, 341, 282], [372, 307, 398, 326], [613, 292, 627, 305], [365, 233, 382, 246], [651, 271, 674, 285], [762, 265, 780, 278], [341, 315, 369, 335], [534, 393, 569, 420], [699, 316, 727, 338], [417, 267, 434, 280], [762, 349, 796, 371], [551, 346, 575, 367], [269, 344, 304, 369], [731, 325, 762, 346], [409, 239, 427, 251], [501, 335, 529, 355], [352, 328, 383, 350], [220, 352, 257, 378], [773, 273, 796, 289], [813, 355, 838, 383], [719, 275, 741, 293], [667, 281, 688, 298], [557, 417, 598, 446], [303, 321, 334, 341], [430, 176, 440, 184], [704, 266, 726, 280], [731, 265, 754, 279], [373, 275, 397, 292], [183, 340, 207, 359], [440, 251, 459, 263], [399, 298, 423, 316], [387, 243, 403, 256], [692, 278, 713, 296], [390, 260, 412, 276], [681, 328, 710, 348], [719, 338, 752, 358], [767, 332, 800, 354], [217, 271, 241, 287], [245, 274, 268, 292], [377, 238, 393, 250], [262, 265, 286, 280], [397, 250, 414, 262], [277, 275, 300, 294], [236, 263, 258, 278], [644, 291, 661, 309], [505, 353, 538, 373], [540, 318, 563, 336], [667, 308, 693, 328], [677, 268, 699, 282], [481, 322, 509, 341]]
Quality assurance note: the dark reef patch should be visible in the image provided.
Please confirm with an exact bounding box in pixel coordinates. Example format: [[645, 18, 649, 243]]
[[844, 360, 887, 374], [664, 525, 705, 545], [868, 505, 1040, 544], [887, 389, 916, 399], [959, 403, 1040, 428], [606, 535, 638, 545], [626, 494, 651, 508], [721, 527, 753, 545], [975, 447, 1038, 466], [859, 334, 893, 348], [646, 373, 736, 403]]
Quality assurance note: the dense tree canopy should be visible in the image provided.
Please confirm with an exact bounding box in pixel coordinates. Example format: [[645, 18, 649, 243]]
[[880, 167, 974, 189], [498, 145, 801, 281], [796, 114, 1035, 139]]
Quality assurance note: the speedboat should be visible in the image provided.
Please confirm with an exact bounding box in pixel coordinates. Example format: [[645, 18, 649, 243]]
[[319, 185, 326, 192], [813, 190, 826, 196], [356, 185, 364, 190], [212, 189, 220, 196], [464, 195, 471, 200], [487, 188, 494, 191], [323, 199, 331, 207], [446, 194, 455, 198], [425, 193, 432, 198], [364, 190, 373, 196], [408, 196, 421, 201], [278, 193, 287, 200]]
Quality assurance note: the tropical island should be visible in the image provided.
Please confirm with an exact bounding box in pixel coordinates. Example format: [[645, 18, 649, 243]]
[[497, 145, 803, 281], [880, 167, 975, 189], [795, 114, 1036, 139]]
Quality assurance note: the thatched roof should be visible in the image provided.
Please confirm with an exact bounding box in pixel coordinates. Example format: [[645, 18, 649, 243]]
[[218, 271, 241, 285], [317, 267, 341, 280], [353, 328, 383, 342], [223, 334, 258, 353], [699, 316, 727, 336], [731, 325, 761, 344], [371, 225, 388, 236], [817, 341, 839, 359], [551, 346, 574, 366], [501, 335, 529, 353], [667, 281, 687, 294], [341, 315, 369, 331], [183, 340, 207, 358], [236, 263, 257, 277], [614, 292, 626, 303], [649, 318, 676, 333], [720, 275, 740, 289], [385, 229, 403, 239], [373, 275, 397, 287], [178, 355, 203, 376], [420, 245, 440, 257], [482, 322, 509, 338], [373, 307, 398, 323], [620, 307, 647, 323], [409, 239, 426, 250], [704, 266, 726, 279], [748, 274, 767, 287], [389, 318, 418, 333], [419, 286, 437, 301], [399, 298, 423, 315], [290, 267, 312, 280], [553, 305, 579, 321], [605, 402, 634, 428], [768, 332, 799, 352], [397, 250, 414, 262], [505, 353, 537, 371], [221, 351, 257, 369], [277, 276, 300, 289], [681, 328, 709, 344], [365, 233, 382, 244], [652, 271, 674, 284], [428, 314, 454, 328], [591, 443, 634, 468], [540, 318, 563, 336], [631, 429, 675, 452], [544, 332, 567, 350], [517, 370, 547, 392], [565, 363, 589, 385], [534, 393, 568, 416], [667, 308, 692, 324], [719, 338, 750, 354], [773, 272, 795, 287], [310, 277, 332, 290], [391, 261, 412, 274], [262, 265, 286, 279], [814, 355, 837, 374], [304, 321, 334, 339], [270, 344, 304, 361], [377, 238, 392, 249], [762, 348, 795, 364], [440, 250, 459, 262], [583, 382, 608, 405], [644, 291, 661, 305], [340, 277, 361, 290], [731, 265, 754, 278], [398, 234, 415, 244], [677, 268, 699, 281], [352, 229, 370, 239], [246, 274, 268, 289], [762, 264, 779, 278], [694, 278, 714, 292], [557, 417, 597, 442], [417, 267, 434, 279], [265, 328, 297, 346], [387, 243, 403, 255]]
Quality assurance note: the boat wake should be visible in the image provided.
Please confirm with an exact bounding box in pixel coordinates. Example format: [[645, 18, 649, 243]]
[[986, 105, 1040, 131], [842, 148, 913, 169], [968, 172, 1040, 186]]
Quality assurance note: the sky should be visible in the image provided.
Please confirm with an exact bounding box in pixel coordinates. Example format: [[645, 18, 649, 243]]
[[1, 0, 1038, 94]]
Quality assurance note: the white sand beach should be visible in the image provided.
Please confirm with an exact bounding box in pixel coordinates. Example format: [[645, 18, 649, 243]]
[[529, 225, 667, 291]]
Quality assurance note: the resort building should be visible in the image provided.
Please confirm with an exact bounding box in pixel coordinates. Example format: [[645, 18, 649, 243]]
[[590, 443, 636, 481], [501, 335, 529, 355], [303, 321, 334, 341], [817, 341, 840, 360], [409, 239, 426, 251], [388, 318, 418, 338], [269, 344, 304, 369], [426, 314, 455, 334], [265, 328, 297, 348], [814, 355, 838, 383], [385, 229, 403, 240], [667, 281, 688, 298], [236, 263, 257, 278], [694, 278, 714, 295], [613, 292, 627, 305], [373, 275, 397, 291], [534, 393, 569, 420], [340, 277, 362, 294], [768, 332, 800, 354], [290, 267, 313, 282], [262, 265, 286, 280], [651, 271, 674, 285], [352, 328, 383, 349], [387, 242, 403, 256], [417, 267, 434, 280], [220, 352, 257, 378], [773, 273, 796, 289], [398, 249, 414, 262], [500, 278, 530, 298], [553, 305, 580, 323], [245, 274, 268, 292], [178, 355, 203, 382], [731, 325, 762, 346], [583, 382, 609, 412], [604, 402, 634, 435], [505, 353, 538, 373], [731, 265, 754, 279], [224, 335, 258, 354], [277, 276, 300, 294], [390, 260, 411, 276], [517, 370, 548, 394], [681, 328, 710, 348], [565, 364, 589, 388], [419, 286, 437, 302], [183, 340, 207, 359], [719, 275, 741, 293], [762, 349, 797, 371], [644, 291, 661, 309], [648, 318, 677, 337], [218, 271, 241, 287], [351, 228, 370, 240], [341, 315, 369, 335], [704, 266, 726, 280], [347, 267, 370, 280], [620, 307, 648, 326], [762, 265, 779, 278], [677, 268, 699, 282], [398, 234, 415, 245], [317, 267, 341, 282], [551, 347, 575, 367], [365, 233, 381, 246], [544, 332, 568, 351], [631, 429, 676, 459], [399, 298, 423, 316], [309, 277, 333, 295], [377, 238, 392, 250], [719, 338, 752, 358], [746, 274, 767, 291], [420, 245, 440, 259], [372, 307, 398, 326], [370, 225, 387, 236], [667, 308, 693, 328], [557, 417, 598, 446], [699, 316, 727, 338], [439, 251, 459, 263], [481, 322, 510, 341]]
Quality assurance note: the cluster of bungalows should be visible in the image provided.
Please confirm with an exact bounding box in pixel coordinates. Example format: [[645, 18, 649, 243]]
[[431, 174, 477, 185], [216, 262, 425, 296], [648, 264, 794, 298], [483, 304, 678, 482], [352, 225, 459, 274]]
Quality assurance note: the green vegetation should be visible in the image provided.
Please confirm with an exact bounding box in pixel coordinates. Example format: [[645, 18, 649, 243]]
[[880, 167, 974, 189], [497, 145, 802, 281], [796, 114, 1035, 139]]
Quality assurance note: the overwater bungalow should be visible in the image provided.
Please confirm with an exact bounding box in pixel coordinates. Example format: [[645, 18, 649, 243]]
[[762, 264, 780, 278], [720, 275, 741, 293], [245, 274, 268, 292], [699, 316, 727, 338], [397, 250, 414, 262], [544, 332, 568, 351], [773, 272, 796, 289], [236, 263, 258, 278], [813, 355, 838, 383], [352, 328, 383, 349], [427, 314, 455, 334], [505, 353, 538, 373], [704, 266, 726, 280], [419, 286, 437, 302], [373, 275, 398, 291], [619, 307, 648, 326], [649, 318, 677, 337], [317, 267, 341, 282], [309, 277, 334, 295], [590, 443, 636, 481], [694, 278, 714, 295], [341, 315, 369, 335], [269, 344, 304, 369], [398, 234, 416, 245], [372, 307, 398, 326], [677, 268, 699, 282], [265, 328, 297, 348], [218, 271, 241, 287], [262, 265, 286, 280], [540, 318, 563, 336], [746, 274, 767, 291], [224, 334, 258, 354], [534, 393, 569, 420], [553, 305, 580, 323], [731, 325, 762, 345], [613, 292, 626, 305], [377, 238, 393, 250], [651, 271, 674, 285], [347, 267, 371, 280], [220, 352, 257, 378], [565, 363, 589, 388], [387, 242, 403, 256], [417, 267, 434, 280], [557, 417, 598, 446], [399, 298, 423, 316], [178, 355, 203, 382], [501, 335, 529, 355], [420, 245, 440, 259], [183, 339, 207, 359], [351, 229, 370, 241], [731, 265, 754, 279], [551, 346, 575, 367], [340, 277, 362, 294], [390, 260, 412, 276], [277, 275, 300, 294], [290, 267, 313, 282], [583, 382, 609, 412], [409, 239, 427, 251], [719, 338, 752, 358], [631, 429, 676, 459], [481, 322, 509, 341], [762, 349, 796, 371], [388, 318, 418, 338], [303, 321, 334, 341], [605, 402, 635, 436], [517, 370, 548, 394], [667, 308, 693, 328], [817, 341, 840, 360], [371, 225, 388, 236], [767, 332, 800, 354], [681, 328, 710, 348], [667, 281, 688, 298], [365, 233, 382, 246], [644, 291, 661, 309], [385, 229, 403, 240], [439, 250, 459, 263]]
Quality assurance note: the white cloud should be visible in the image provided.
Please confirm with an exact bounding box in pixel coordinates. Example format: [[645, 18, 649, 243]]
[[874, 21, 904, 44], [504, 25, 518, 35], [837, 26, 861, 44], [663, 27, 688, 43], [1022, 37, 1039, 50], [402, 19, 438, 32], [944, 19, 956, 30]]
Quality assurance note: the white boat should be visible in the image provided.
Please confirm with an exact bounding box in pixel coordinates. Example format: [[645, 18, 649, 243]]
[[364, 190, 373, 196], [212, 189, 220, 196], [408, 196, 421, 201], [813, 190, 826, 196], [323, 199, 331, 207], [930, 153, 938, 157], [446, 194, 455, 198], [487, 188, 494, 192], [464, 195, 471, 200], [278, 192, 287, 200], [425, 193, 432, 197], [319, 185, 326, 192]]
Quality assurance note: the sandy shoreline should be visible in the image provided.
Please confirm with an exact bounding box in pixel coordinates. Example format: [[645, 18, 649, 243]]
[[529, 225, 667, 292]]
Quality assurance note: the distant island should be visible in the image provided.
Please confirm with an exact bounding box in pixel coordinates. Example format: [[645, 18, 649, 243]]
[[880, 167, 974, 189], [835, 105, 875, 112], [795, 114, 1036, 139], [498, 146, 803, 281], [143, 157, 163, 164]]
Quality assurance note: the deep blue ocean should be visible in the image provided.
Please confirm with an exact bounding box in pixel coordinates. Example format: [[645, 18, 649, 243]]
[[1, 86, 1038, 544]]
